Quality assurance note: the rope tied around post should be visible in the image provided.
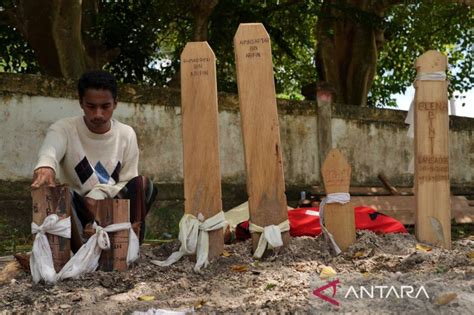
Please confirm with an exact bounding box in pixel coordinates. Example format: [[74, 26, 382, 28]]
[[319, 192, 351, 256], [151, 211, 226, 272], [57, 221, 139, 281], [30, 214, 71, 284], [249, 220, 290, 259]]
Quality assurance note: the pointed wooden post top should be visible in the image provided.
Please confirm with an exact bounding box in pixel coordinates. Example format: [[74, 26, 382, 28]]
[[415, 50, 447, 73], [321, 149, 351, 194], [234, 23, 270, 41], [181, 41, 216, 60]]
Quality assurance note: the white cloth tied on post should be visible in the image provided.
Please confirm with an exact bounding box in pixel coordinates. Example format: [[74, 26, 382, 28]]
[[151, 211, 226, 272], [319, 193, 351, 256], [249, 220, 290, 259], [57, 222, 139, 280], [405, 71, 455, 173], [30, 214, 71, 284]]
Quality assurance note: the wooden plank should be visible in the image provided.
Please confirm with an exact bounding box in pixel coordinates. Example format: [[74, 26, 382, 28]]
[[351, 196, 471, 225], [181, 41, 223, 259], [414, 50, 451, 249], [321, 149, 355, 251], [92, 199, 129, 271], [234, 23, 289, 253], [31, 185, 71, 272], [316, 83, 333, 178]]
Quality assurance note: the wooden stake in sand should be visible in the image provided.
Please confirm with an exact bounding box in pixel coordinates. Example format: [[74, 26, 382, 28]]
[[181, 41, 223, 259], [414, 50, 451, 249], [321, 149, 355, 252], [31, 185, 71, 272], [234, 23, 289, 253], [90, 199, 130, 271]]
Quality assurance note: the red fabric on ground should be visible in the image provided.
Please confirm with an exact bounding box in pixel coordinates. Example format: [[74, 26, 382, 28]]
[[234, 206, 407, 241]]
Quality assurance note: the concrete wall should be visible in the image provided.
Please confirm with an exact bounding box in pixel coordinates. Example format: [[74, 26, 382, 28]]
[[0, 73, 473, 240], [1, 73, 473, 190]]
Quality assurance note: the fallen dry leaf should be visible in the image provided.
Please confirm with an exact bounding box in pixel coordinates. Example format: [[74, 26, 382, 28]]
[[416, 244, 432, 252], [0, 261, 21, 284], [221, 250, 232, 257], [138, 295, 155, 301], [353, 251, 365, 258], [230, 264, 249, 273], [320, 266, 337, 279], [194, 299, 206, 309], [467, 251, 474, 259], [433, 292, 457, 306]]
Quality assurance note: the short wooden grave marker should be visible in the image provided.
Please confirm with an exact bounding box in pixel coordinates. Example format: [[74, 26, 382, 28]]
[[90, 199, 130, 271], [321, 149, 355, 252], [31, 185, 71, 272], [234, 23, 289, 253], [181, 41, 223, 259], [414, 50, 451, 249]]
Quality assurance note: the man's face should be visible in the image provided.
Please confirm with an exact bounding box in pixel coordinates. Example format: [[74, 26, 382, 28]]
[[80, 89, 117, 134]]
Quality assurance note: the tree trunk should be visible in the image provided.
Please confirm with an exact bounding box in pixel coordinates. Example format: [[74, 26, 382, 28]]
[[191, 0, 219, 41], [316, 0, 391, 106], [9, 0, 115, 79]]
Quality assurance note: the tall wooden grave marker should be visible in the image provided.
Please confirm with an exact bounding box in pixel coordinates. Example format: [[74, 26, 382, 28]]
[[321, 149, 355, 251], [414, 50, 451, 249], [181, 42, 223, 259], [234, 23, 289, 253], [92, 199, 130, 271], [31, 185, 71, 272]]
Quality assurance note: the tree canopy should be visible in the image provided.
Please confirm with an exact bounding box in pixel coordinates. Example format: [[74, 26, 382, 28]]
[[0, 0, 472, 107]]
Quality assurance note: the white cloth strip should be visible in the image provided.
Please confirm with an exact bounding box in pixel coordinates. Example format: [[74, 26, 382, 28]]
[[406, 72, 447, 139], [405, 71, 453, 173], [249, 220, 290, 259], [319, 193, 351, 255], [151, 211, 226, 272], [57, 222, 139, 280], [30, 214, 71, 284]]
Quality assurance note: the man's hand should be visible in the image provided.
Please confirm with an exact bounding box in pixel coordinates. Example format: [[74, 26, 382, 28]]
[[31, 167, 56, 188]]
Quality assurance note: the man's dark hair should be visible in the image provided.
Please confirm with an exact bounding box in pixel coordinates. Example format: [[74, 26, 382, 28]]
[[78, 70, 118, 101]]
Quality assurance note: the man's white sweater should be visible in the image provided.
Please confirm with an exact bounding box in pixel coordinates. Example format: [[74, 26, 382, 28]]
[[35, 116, 139, 199]]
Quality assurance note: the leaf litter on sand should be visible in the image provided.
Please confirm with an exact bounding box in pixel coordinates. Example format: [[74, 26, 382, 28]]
[[0, 230, 473, 313]]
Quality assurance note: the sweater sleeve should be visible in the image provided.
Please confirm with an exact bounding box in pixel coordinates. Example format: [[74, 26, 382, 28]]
[[85, 128, 139, 199], [35, 123, 67, 173]]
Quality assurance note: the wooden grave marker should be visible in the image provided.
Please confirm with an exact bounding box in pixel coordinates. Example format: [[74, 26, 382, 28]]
[[181, 41, 223, 259], [321, 149, 355, 251], [234, 23, 289, 253], [91, 199, 130, 271], [414, 50, 451, 249], [31, 185, 71, 272]]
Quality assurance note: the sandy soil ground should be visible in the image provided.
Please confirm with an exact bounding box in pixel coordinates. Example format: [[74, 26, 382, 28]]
[[0, 231, 473, 314]]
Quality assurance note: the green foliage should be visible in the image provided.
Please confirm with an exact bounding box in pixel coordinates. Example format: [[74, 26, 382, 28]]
[[0, 0, 40, 74], [208, 0, 319, 96], [93, 0, 188, 86], [369, 2, 473, 107], [0, 0, 472, 106]]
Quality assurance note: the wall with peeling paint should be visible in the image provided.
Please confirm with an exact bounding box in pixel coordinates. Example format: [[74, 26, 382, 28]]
[[0, 73, 472, 190]]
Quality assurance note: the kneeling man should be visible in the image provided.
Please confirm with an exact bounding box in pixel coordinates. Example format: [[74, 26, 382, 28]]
[[32, 70, 157, 251]]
